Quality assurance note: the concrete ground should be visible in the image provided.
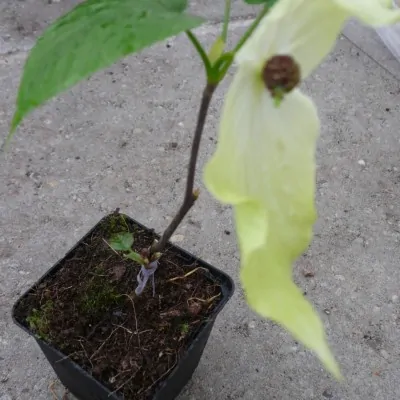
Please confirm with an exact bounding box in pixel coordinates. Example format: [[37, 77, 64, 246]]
[[1, 1, 400, 399]]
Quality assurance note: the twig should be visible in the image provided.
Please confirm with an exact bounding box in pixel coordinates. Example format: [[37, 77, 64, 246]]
[[168, 267, 207, 282], [107, 368, 141, 398], [49, 380, 59, 400], [90, 327, 120, 360], [121, 293, 140, 350], [102, 238, 121, 256], [151, 83, 217, 254], [59, 285, 74, 292], [113, 324, 133, 334], [109, 369, 128, 384], [79, 340, 94, 369], [87, 316, 109, 340], [55, 351, 78, 364], [137, 329, 153, 335], [187, 293, 221, 304], [145, 354, 178, 393], [164, 259, 180, 269]]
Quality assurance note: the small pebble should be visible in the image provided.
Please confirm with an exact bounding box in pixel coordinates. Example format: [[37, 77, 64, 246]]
[[353, 237, 364, 245], [322, 389, 333, 399], [391, 295, 398, 303], [170, 234, 184, 243], [358, 159, 366, 167], [380, 349, 390, 360]]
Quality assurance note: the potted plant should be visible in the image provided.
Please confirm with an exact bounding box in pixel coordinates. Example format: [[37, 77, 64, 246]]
[[5, 0, 400, 399]]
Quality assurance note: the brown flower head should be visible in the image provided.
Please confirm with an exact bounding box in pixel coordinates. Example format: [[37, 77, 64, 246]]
[[262, 55, 300, 100]]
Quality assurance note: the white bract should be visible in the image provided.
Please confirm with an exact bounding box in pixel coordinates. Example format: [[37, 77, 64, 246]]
[[204, 0, 400, 377]]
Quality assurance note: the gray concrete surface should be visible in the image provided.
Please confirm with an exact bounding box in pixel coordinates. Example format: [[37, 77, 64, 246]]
[[1, 1, 400, 399]]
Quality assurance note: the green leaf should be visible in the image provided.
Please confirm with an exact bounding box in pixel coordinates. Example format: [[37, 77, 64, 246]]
[[109, 232, 134, 252], [159, 0, 188, 12], [125, 251, 145, 264], [243, 0, 279, 6], [9, 0, 204, 136]]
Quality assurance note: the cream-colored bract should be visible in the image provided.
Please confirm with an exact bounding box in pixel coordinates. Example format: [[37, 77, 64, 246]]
[[204, 0, 400, 378], [204, 68, 340, 376], [334, 0, 400, 26], [236, 0, 400, 78]]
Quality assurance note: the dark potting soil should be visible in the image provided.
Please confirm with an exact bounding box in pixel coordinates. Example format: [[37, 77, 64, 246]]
[[14, 213, 222, 399]]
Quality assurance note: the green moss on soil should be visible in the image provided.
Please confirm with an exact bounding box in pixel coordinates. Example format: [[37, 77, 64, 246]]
[[26, 300, 53, 341], [104, 213, 130, 235], [79, 267, 121, 316], [180, 322, 190, 335]]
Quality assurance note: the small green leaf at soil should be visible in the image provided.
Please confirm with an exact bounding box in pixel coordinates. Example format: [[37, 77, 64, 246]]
[[124, 251, 145, 264], [109, 232, 134, 251]]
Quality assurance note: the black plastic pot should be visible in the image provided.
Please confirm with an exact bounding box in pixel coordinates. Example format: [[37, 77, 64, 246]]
[[12, 214, 234, 400]]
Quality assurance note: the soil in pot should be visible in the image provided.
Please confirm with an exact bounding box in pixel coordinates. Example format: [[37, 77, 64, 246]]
[[13, 213, 222, 399]]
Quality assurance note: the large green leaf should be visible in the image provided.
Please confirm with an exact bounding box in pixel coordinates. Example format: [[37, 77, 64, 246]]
[[160, 0, 188, 12], [243, 0, 279, 5], [10, 0, 203, 135]]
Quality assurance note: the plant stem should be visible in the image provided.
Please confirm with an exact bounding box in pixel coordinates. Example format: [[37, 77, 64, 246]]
[[151, 83, 216, 254], [233, 6, 268, 54], [186, 31, 213, 79], [151, 7, 269, 254], [213, 6, 269, 83], [222, 0, 232, 42]]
